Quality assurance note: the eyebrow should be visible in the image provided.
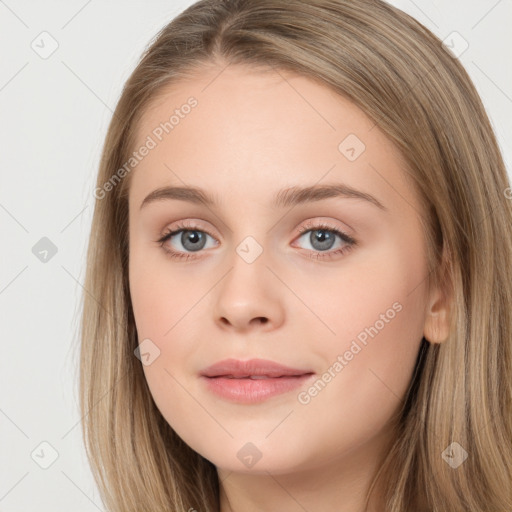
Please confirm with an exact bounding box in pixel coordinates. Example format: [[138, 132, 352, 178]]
[[139, 183, 388, 212]]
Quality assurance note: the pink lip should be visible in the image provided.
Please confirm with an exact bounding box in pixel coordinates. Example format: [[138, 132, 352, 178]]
[[200, 358, 315, 404]]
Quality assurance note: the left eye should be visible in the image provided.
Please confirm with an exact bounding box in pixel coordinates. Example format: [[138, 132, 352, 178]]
[[292, 224, 357, 260], [296, 227, 348, 252]]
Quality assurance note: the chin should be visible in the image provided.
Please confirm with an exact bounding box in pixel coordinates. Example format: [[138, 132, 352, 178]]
[[196, 438, 313, 476]]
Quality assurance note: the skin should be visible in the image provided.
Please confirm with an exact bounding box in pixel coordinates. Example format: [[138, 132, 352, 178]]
[[128, 61, 450, 512]]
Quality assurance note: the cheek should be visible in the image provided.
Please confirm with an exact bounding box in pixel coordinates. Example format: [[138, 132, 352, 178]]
[[128, 244, 208, 409], [128, 240, 202, 339], [298, 237, 428, 428], [129, 253, 200, 437], [299, 231, 428, 349]]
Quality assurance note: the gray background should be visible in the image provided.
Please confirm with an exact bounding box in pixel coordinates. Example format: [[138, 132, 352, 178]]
[[1, 1, 511, 510]]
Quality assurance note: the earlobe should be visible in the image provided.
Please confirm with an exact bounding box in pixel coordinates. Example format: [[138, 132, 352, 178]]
[[423, 266, 453, 344], [423, 292, 451, 344]]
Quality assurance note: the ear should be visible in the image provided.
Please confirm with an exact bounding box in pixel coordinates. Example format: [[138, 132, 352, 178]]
[[423, 286, 451, 343], [423, 248, 452, 344]]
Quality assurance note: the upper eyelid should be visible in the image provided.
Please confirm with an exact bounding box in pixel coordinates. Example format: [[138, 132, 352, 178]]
[[163, 217, 350, 235]]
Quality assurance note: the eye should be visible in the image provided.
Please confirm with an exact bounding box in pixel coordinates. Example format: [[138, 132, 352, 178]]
[[156, 221, 217, 261], [293, 221, 356, 260]]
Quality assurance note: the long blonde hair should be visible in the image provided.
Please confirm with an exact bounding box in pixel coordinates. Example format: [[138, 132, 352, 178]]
[[79, 1, 512, 510]]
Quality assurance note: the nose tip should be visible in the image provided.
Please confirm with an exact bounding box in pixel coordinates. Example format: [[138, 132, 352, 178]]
[[213, 248, 285, 333]]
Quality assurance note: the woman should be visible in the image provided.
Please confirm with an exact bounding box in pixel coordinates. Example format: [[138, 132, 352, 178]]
[[80, 1, 512, 510]]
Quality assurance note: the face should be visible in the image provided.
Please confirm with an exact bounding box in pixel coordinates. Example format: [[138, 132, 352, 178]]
[[128, 63, 433, 475]]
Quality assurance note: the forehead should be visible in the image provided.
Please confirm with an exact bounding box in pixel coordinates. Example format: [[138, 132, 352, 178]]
[[129, 64, 415, 213]]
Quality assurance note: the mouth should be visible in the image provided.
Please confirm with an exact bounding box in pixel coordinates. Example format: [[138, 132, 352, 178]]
[[200, 374, 315, 404], [200, 358, 315, 403]]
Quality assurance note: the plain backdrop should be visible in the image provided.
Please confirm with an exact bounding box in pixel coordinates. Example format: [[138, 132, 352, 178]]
[[1, 1, 511, 510]]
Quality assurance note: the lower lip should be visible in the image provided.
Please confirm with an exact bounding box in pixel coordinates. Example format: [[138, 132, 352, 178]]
[[200, 374, 315, 404]]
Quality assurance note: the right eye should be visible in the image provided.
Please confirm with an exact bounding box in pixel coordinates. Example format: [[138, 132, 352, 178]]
[[156, 222, 218, 260]]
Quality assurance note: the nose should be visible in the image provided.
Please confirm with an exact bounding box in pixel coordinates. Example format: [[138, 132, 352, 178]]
[[213, 247, 285, 333]]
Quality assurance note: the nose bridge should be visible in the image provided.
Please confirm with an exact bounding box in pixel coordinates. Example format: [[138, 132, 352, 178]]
[[224, 200, 295, 286], [222, 206, 271, 277], [222, 232, 269, 295], [235, 234, 266, 267]]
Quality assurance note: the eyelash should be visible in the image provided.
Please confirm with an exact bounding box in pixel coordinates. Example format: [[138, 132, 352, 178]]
[[156, 220, 357, 262]]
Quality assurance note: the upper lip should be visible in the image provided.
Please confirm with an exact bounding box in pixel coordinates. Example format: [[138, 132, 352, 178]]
[[200, 358, 314, 378]]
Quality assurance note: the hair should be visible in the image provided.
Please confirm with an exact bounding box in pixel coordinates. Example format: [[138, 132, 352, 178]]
[[79, 0, 512, 510]]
